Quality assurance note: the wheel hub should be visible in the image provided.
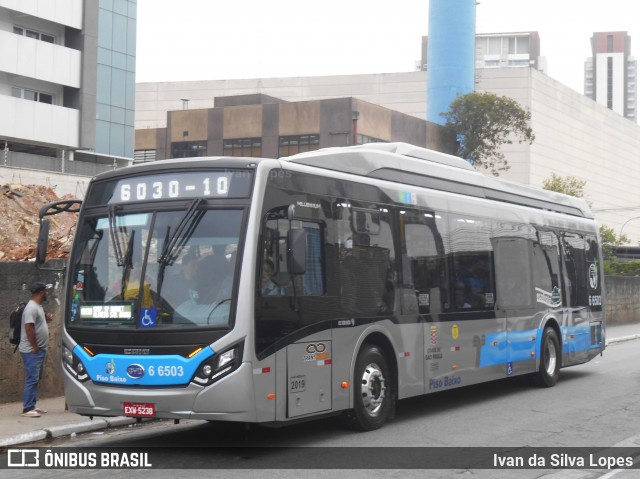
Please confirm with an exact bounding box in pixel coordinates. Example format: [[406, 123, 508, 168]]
[[544, 338, 557, 375], [361, 363, 386, 416]]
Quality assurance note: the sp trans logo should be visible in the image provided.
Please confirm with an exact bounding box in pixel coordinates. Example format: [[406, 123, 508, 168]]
[[6, 449, 152, 469]]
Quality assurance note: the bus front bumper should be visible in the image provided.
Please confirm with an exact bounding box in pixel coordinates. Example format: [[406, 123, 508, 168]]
[[64, 361, 257, 422]]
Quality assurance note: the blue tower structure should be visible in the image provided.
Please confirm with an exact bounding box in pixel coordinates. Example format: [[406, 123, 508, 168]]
[[427, 0, 476, 125]]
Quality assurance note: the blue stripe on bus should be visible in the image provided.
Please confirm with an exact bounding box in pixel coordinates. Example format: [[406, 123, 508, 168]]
[[478, 324, 597, 368], [74, 345, 214, 387]]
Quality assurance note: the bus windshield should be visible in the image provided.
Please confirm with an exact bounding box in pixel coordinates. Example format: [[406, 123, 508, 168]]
[[68, 207, 244, 330]]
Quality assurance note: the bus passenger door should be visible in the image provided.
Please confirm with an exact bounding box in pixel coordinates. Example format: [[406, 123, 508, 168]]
[[286, 341, 332, 418], [560, 233, 592, 364], [494, 237, 536, 377]]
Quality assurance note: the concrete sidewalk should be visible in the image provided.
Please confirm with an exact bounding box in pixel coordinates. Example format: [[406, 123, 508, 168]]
[[0, 322, 638, 448], [0, 396, 142, 447]]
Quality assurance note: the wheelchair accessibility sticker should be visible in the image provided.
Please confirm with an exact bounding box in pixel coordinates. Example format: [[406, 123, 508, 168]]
[[140, 308, 157, 328]]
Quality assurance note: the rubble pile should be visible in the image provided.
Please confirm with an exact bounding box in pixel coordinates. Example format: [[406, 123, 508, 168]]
[[0, 184, 78, 261]]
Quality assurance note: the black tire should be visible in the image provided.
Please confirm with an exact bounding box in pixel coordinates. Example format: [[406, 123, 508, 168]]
[[532, 327, 561, 387], [344, 345, 394, 431]]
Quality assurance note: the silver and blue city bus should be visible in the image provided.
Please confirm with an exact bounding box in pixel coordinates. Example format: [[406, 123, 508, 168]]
[[38, 143, 605, 431]]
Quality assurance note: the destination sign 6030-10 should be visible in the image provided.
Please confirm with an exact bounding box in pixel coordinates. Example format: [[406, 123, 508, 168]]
[[107, 170, 253, 204]]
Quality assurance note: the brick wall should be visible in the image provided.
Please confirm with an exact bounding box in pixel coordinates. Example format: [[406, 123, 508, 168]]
[[0, 261, 66, 403], [604, 276, 640, 325]]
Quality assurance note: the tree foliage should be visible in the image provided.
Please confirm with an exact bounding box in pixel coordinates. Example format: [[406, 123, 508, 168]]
[[441, 91, 535, 176], [604, 260, 640, 276], [541, 173, 587, 198], [599, 224, 630, 262]]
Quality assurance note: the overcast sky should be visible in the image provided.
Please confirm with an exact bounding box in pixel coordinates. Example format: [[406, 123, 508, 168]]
[[136, 0, 639, 93]]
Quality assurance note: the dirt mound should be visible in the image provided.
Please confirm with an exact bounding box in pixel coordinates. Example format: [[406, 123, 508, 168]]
[[0, 184, 78, 261]]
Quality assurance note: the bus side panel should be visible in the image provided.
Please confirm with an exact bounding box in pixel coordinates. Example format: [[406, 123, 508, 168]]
[[252, 355, 277, 422], [425, 318, 507, 393]]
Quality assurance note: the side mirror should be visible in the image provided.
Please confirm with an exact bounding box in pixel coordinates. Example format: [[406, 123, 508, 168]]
[[287, 229, 307, 275], [36, 220, 51, 265]]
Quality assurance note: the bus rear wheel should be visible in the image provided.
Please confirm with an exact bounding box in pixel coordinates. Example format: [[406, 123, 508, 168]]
[[344, 345, 394, 431], [532, 327, 560, 387]]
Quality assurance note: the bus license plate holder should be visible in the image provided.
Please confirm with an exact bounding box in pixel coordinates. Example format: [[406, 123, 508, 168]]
[[123, 402, 156, 417]]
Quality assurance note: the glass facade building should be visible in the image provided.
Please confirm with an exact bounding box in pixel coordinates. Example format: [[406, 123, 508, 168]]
[[96, 0, 137, 158]]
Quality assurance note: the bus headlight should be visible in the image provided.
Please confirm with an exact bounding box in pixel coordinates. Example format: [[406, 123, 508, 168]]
[[62, 345, 89, 383], [192, 342, 244, 386]]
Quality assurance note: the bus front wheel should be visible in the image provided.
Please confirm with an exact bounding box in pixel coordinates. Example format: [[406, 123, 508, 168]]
[[344, 345, 394, 431], [532, 327, 561, 387]]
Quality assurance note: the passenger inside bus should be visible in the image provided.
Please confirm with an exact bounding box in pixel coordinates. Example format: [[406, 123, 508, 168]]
[[172, 245, 237, 325], [164, 249, 199, 307], [261, 259, 284, 296]]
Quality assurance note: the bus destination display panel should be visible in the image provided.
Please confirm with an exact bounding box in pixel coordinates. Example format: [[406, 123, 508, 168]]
[[86, 170, 254, 206]]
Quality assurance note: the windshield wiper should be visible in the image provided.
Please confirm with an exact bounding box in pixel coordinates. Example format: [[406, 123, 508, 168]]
[[108, 205, 125, 266], [159, 198, 205, 266], [157, 198, 205, 296], [119, 231, 136, 298]]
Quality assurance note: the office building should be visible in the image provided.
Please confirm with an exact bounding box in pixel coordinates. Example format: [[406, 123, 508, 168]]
[[135, 94, 452, 163], [0, 0, 136, 193], [420, 32, 547, 74], [584, 31, 637, 122]]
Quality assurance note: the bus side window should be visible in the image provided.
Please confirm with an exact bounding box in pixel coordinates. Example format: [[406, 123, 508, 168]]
[[561, 233, 588, 308], [452, 253, 495, 311], [449, 215, 495, 312], [400, 209, 448, 316], [338, 204, 395, 316], [495, 238, 533, 309], [532, 230, 562, 309]]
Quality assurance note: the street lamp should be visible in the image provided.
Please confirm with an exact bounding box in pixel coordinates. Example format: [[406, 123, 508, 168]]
[[619, 216, 640, 261], [619, 216, 640, 239]]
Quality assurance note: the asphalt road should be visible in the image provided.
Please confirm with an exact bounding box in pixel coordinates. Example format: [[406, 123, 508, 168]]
[[3, 339, 640, 479]]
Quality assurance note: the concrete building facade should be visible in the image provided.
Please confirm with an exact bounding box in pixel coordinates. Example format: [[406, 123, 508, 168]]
[[421, 31, 547, 75], [135, 94, 452, 163], [0, 0, 135, 188]]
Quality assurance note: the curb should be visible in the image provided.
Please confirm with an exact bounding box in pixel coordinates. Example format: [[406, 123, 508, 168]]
[[606, 334, 640, 346], [0, 417, 138, 448]]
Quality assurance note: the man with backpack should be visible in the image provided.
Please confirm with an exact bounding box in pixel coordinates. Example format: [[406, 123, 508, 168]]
[[19, 282, 53, 418]]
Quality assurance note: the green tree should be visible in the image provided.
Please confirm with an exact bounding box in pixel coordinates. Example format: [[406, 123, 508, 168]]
[[541, 173, 586, 198], [599, 224, 629, 262], [441, 91, 535, 176]]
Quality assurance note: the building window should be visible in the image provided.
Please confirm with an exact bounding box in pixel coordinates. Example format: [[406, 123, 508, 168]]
[[607, 35, 614, 53], [223, 138, 262, 157], [133, 150, 157, 164], [11, 87, 54, 104], [516, 36, 530, 54], [487, 36, 502, 55], [278, 135, 319, 157], [14, 26, 55, 44], [170, 141, 207, 159], [356, 134, 387, 145], [607, 57, 613, 109]]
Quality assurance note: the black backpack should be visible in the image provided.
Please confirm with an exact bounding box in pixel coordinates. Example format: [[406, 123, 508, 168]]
[[9, 302, 27, 350]]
